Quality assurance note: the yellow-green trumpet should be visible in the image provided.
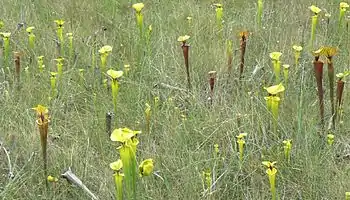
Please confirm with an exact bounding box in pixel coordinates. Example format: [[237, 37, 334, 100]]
[[292, 45, 303, 69], [269, 52, 282, 83], [107, 69, 123, 115], [110, 159, 124, 200], [262, 161, 278, 200], [99, 45, 112, 74], [283, 139, 292, 163], [111, 127, 141, 199], [0, 32, 11, 64], [26, 26, 35, 50], [132, 3, 145, 36], [339, 2, 349, 31], [236, 133, 247, 162], [309, 5, 321, 49]]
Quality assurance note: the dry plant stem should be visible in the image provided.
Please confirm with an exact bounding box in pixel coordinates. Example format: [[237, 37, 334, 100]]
[[239, 35, 247, 79], [56, 40, 61, 57], [313, 60, 324, 129], [208, 72, 216, 105], [61, 168, 98, 200], [209, 78, 215, 102], [348, 22, 350, 66], [2, 146, 14, 179], [335, 80, 345, 124], [227, 40, 233, 76], [106, 112, 112, 137], [327, 58, 335, 129], [14, 52, 20, 83], [181, 43, 191, 90]]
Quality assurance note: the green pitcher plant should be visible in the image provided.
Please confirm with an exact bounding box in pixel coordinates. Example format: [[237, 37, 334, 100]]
[[262, 161, 278, 200], [110, 159, 124, 200], [346, 192, 350, 199], [321, 47, 337, 129], [213, 3, 223, 36], [37, 56, 45, 73], [283, 64, 290, 88], [26, 26, 35, 50], [327, 134, 335, 146], [283, 139, 292, 163], [132, 3, 145, 37], [292, 45, 302, 69], [99, 45, 112, 74], [54, 19, 65, 55], [257, 0, 263, 28], [139, 158, 154, 177], [54, 57, 64, 80], [107, 69, 123, 116], [110, 127, 141, 200], [269, 52, 282, 83], [309, 5, 321, 50], [0, 32, 11, 65], [339, 2, 349, 31], [264, 83, 285, 133], [236, 133, 247, 162], [50, 72, 58, 99], [202, 169, 212, 194]]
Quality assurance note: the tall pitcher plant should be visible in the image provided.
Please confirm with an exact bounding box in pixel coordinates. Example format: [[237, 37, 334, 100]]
[[308, 5, 321, 50], [312, 49, 324, 129], [99, 45, 112, 74], [269, 52, 282, 83], [0, 32, 11, 66], [54, 20, 65, 56], [263, 161, 278, 200], [32, 105, 50, 187], [107, 69, 123, 117], [339, 2, 349, 31], [110, 159, 124, 200], [110, 128, 141, 200], [264, 83, 285, 133], [335, 72, 349, 124], [132, 3, 145, 38], [321, 47, 337, 129]]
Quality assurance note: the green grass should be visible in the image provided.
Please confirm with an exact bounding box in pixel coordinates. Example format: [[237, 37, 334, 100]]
[[1, 0, 350, 199]]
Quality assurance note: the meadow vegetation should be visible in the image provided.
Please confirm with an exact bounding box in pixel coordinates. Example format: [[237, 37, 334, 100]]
[[1, 0, 350, 199]]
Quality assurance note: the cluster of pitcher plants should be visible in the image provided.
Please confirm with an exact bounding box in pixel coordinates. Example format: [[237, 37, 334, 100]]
[[1, 0, 350, 199]]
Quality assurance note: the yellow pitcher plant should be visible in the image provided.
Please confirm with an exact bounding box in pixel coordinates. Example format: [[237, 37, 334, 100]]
[[132, 3, 145, 36], [107, 69, 123, 116], [236, 133, 247, 162], [309, 5, 321, 49], [269, 52, 282, 83], [110, 159, 124, 200], [99, 45, 112, 74], [111, 127, 141, 200], [262, 161, 278, 200], [26, 26, 35, 50]]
